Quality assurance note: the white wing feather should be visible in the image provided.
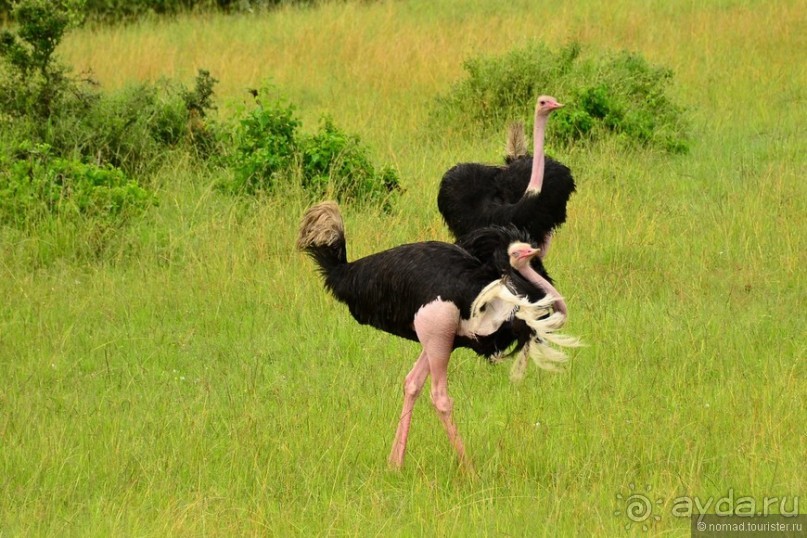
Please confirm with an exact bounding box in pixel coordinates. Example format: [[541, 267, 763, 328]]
[[465, 278, 582, 381]]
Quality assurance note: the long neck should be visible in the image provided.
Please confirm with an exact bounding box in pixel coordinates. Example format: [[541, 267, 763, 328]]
[[516, 262, 567, 317], [525, 112, 548, 195]]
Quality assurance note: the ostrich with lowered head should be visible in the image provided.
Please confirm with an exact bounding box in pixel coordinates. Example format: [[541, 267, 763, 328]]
[[297, 201, 579, 469], [437, 95, 575, 259]]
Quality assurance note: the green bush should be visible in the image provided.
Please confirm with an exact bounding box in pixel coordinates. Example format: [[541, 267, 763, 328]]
[[227, 95, 300, 194], [0, 0, 98, 160], [0, 0, 83, 122], [1, 1, 222, 178], [433, 42, 689, 153], [223, 91, 400, 207], [44, 71, 221, 177], [0, 0, 321, 25], [436, 42, 580, 132], [299, 117, 399, 206], [0, 143, 155, 228], [0, 1, 170, 262]]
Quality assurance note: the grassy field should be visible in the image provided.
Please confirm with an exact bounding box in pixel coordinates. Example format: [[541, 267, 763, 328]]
[[2, 0, 805, 535]]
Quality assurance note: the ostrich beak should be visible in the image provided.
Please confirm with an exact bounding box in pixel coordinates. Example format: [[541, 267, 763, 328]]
[[518, 247, 542, 263], [549, 101, 564, 110]]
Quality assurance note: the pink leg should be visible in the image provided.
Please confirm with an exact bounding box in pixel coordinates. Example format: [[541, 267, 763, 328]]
[[427, 352, 469, 466], [413, 301, 471, 468], [388, 351, 430, 469]]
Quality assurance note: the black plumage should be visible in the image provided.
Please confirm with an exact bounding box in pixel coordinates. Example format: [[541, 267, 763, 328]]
[[437, 96, 576, 249], [297, 201, 578, 468], [298, 202, 549, 359], [438, 156, 575, 242]]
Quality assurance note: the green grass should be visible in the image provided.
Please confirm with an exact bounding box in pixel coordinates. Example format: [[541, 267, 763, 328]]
[[2, 0, 805, 535]]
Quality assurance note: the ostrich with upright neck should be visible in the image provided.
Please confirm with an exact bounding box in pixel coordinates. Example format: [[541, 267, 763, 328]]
[[437, 94, 575, 260]]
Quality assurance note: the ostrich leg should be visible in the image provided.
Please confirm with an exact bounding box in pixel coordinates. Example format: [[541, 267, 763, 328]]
[[414, 301, 470, 467], [389, 351, 430, 469]]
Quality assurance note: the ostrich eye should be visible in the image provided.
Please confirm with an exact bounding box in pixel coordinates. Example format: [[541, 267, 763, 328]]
[[539, 100, 546, 106]]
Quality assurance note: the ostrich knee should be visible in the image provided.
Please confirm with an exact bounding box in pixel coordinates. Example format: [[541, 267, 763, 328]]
[[389, 352, 430, 469], [430, 386, 468, 465], [430, 388, 453, 417], [404, 372, 425, 399]]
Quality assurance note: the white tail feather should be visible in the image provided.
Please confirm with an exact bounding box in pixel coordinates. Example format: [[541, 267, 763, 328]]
[[510, 350, 529, 381]]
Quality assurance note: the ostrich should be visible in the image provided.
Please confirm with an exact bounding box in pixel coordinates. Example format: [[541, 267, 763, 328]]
[[437, 95, 575, 259], [297, 201, 579, 469]]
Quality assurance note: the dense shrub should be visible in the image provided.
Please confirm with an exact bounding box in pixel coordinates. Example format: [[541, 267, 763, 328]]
[[1, 0, 319, 25], [298, 117, 399, 206], [0, 0, 83, 122], [436, 42, 580, 132], [227, 95, 300, 193], [434, 42, 689, 153], [43, 71, 222, 177], [1, 1, 222, 178], [0, 0, 212, 261], [1, 0, 397, 246], [223, 91, 400, 207], [0, 143, 155, 228]]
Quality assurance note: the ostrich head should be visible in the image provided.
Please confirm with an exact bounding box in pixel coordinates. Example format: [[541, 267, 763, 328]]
[[507, 242, 541, 270], [535, 95, 564, 117]]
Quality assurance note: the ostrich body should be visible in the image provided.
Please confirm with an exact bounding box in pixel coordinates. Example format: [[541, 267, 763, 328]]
[[297, 201, 578, 469], [437, 95, 575, 258]]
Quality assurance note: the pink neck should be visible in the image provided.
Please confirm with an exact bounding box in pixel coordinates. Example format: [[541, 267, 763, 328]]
[[516, 263, 567, 317], [526, 114, 548, 195]]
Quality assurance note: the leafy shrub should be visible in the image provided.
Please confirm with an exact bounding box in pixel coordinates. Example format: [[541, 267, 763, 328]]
[[44, 71, 222, 177], [299, 117, 399, 206], [0, 0, 321, 25], [182, 69, 221, 158], [0, 0, 83, 122], [1, 1, 222, 178], [0, 0, 99, 161], [433, 42, 689, 153], [227, 95, 300, 194], [436, 42, 581, 133], [0, 143, 155, 228], [0, 1, 167, 262], [224, 91, 400, 207]]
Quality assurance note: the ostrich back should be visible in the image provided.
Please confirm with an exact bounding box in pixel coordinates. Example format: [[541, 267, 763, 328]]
[[324, 231, 552, 358], [326, 241, 499, 342], [437, 156, 576, 241]]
